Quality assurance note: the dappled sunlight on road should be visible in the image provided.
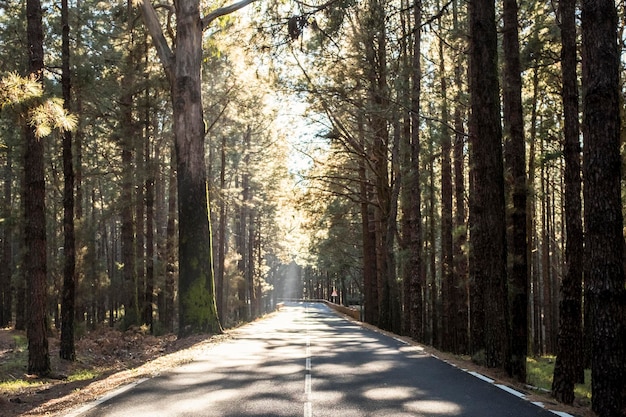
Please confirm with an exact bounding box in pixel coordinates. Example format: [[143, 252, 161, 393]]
[[77, 302, 557, 417], [362, 386, 420, 400], [404, 399, 463, 415]]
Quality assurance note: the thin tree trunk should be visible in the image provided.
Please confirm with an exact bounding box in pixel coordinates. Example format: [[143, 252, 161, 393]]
[[25, 0, 50, 376], [451, 0, 468, 355], [144, 105, 155, 331], [60, 0, 76, 361], [164, 147, 177, 333], [359, 118, 378, 325], [216, 136, 227, 323], [120, 0, 138, 328], [438, 10, 453, 352], [527, 66, 539, 356], [0, 146, 12, 327]]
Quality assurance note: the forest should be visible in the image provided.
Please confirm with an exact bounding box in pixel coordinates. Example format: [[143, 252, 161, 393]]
[[1, 0, 626, 416]]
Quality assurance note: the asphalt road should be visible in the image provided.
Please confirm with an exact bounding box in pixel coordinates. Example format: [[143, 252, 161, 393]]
[[71, 302, 563, 417]]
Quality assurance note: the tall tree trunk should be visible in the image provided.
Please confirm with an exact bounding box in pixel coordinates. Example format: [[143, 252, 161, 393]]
[[143, 104, 155, 331], [216, 136, 227, 323], [139, 0, 257, 336], [502, 0, 527, 381], [0, 146, 12, 327], [359, 114, 378, 325], [364, 0, 393, 331], [467, 0, 510, 369], [60, 0, 76, 361], [552, 0, 584, 402], [581, 0, 626, 414], [25, 0, 50, 376], [452, 0, 468, 355], [428, 136, 439, 347], [120, 0, 139, 328], [173, 0, 220, 335], [407, 0, 424, 343], [438, 10, 453, 352], [164, 148, 177, 333]]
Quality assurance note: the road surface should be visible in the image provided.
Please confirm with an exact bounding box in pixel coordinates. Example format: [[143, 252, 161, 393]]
[[71, 302, 564, 417]]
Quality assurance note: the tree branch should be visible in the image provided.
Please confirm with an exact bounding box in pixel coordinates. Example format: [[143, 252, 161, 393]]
[[201, 0, 258, 31], [137, 0, 174, 81]]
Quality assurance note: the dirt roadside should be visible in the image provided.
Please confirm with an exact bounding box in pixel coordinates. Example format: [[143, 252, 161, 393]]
[[0, 327, 229, 417]]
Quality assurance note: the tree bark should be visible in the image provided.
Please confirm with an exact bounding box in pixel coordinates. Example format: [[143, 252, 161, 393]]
[[452, 0, 468, 355], [581, 0, 626, 414], [138, 0, 257, 336], [216, 136, 227, 323], [552, 0, 584, 402], [467, 0, 510, 369], [60, 0, 77, 361], [25, 0, 50, 376], [0, 145, 12, 328], [407, 0, 424, 343], [438, 9, 453, 352], [164, 148, 177, 333], [144, 112, 155, 331], [120, 0, 139, 328], [502, 0, 527, 381]]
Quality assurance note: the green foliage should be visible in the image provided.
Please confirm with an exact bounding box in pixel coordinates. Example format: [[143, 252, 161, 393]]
[[66, 369, 100, 382], [0, 72, 77, 137], [0, 335, 28, 382], [180, 275, 220, 335], [526, 356, 591, 402]]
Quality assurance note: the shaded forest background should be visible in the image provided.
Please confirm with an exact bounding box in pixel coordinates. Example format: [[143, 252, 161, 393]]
[[1, 0, 626, 416]]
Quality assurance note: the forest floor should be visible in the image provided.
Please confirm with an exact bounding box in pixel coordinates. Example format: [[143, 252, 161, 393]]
[[0, 314, 595, 417]]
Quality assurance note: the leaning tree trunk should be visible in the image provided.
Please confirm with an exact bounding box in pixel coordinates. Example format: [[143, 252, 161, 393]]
[[581, 0, 626, 414], [25, 0, 50, 376]]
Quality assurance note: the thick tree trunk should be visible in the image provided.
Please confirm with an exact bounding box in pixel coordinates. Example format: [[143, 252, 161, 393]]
[[139, 0, 258, 336], [407, 0, 424, 343], [502, 0, 527, 381], [173, 0, 220, 336], [552, 0, 584, 403], [581, 0, 626, 414], [25, 0, 50, 376], [60, 0, 76, 361], [467, 0, 510, 369]]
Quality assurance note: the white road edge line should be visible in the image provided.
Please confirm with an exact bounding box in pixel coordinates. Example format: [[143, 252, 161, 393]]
[[495, 383, 526, 398], [64, 378, 149, 417]]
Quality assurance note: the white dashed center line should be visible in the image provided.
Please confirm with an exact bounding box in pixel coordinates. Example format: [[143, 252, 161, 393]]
[[304, 305, 313, 417]]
